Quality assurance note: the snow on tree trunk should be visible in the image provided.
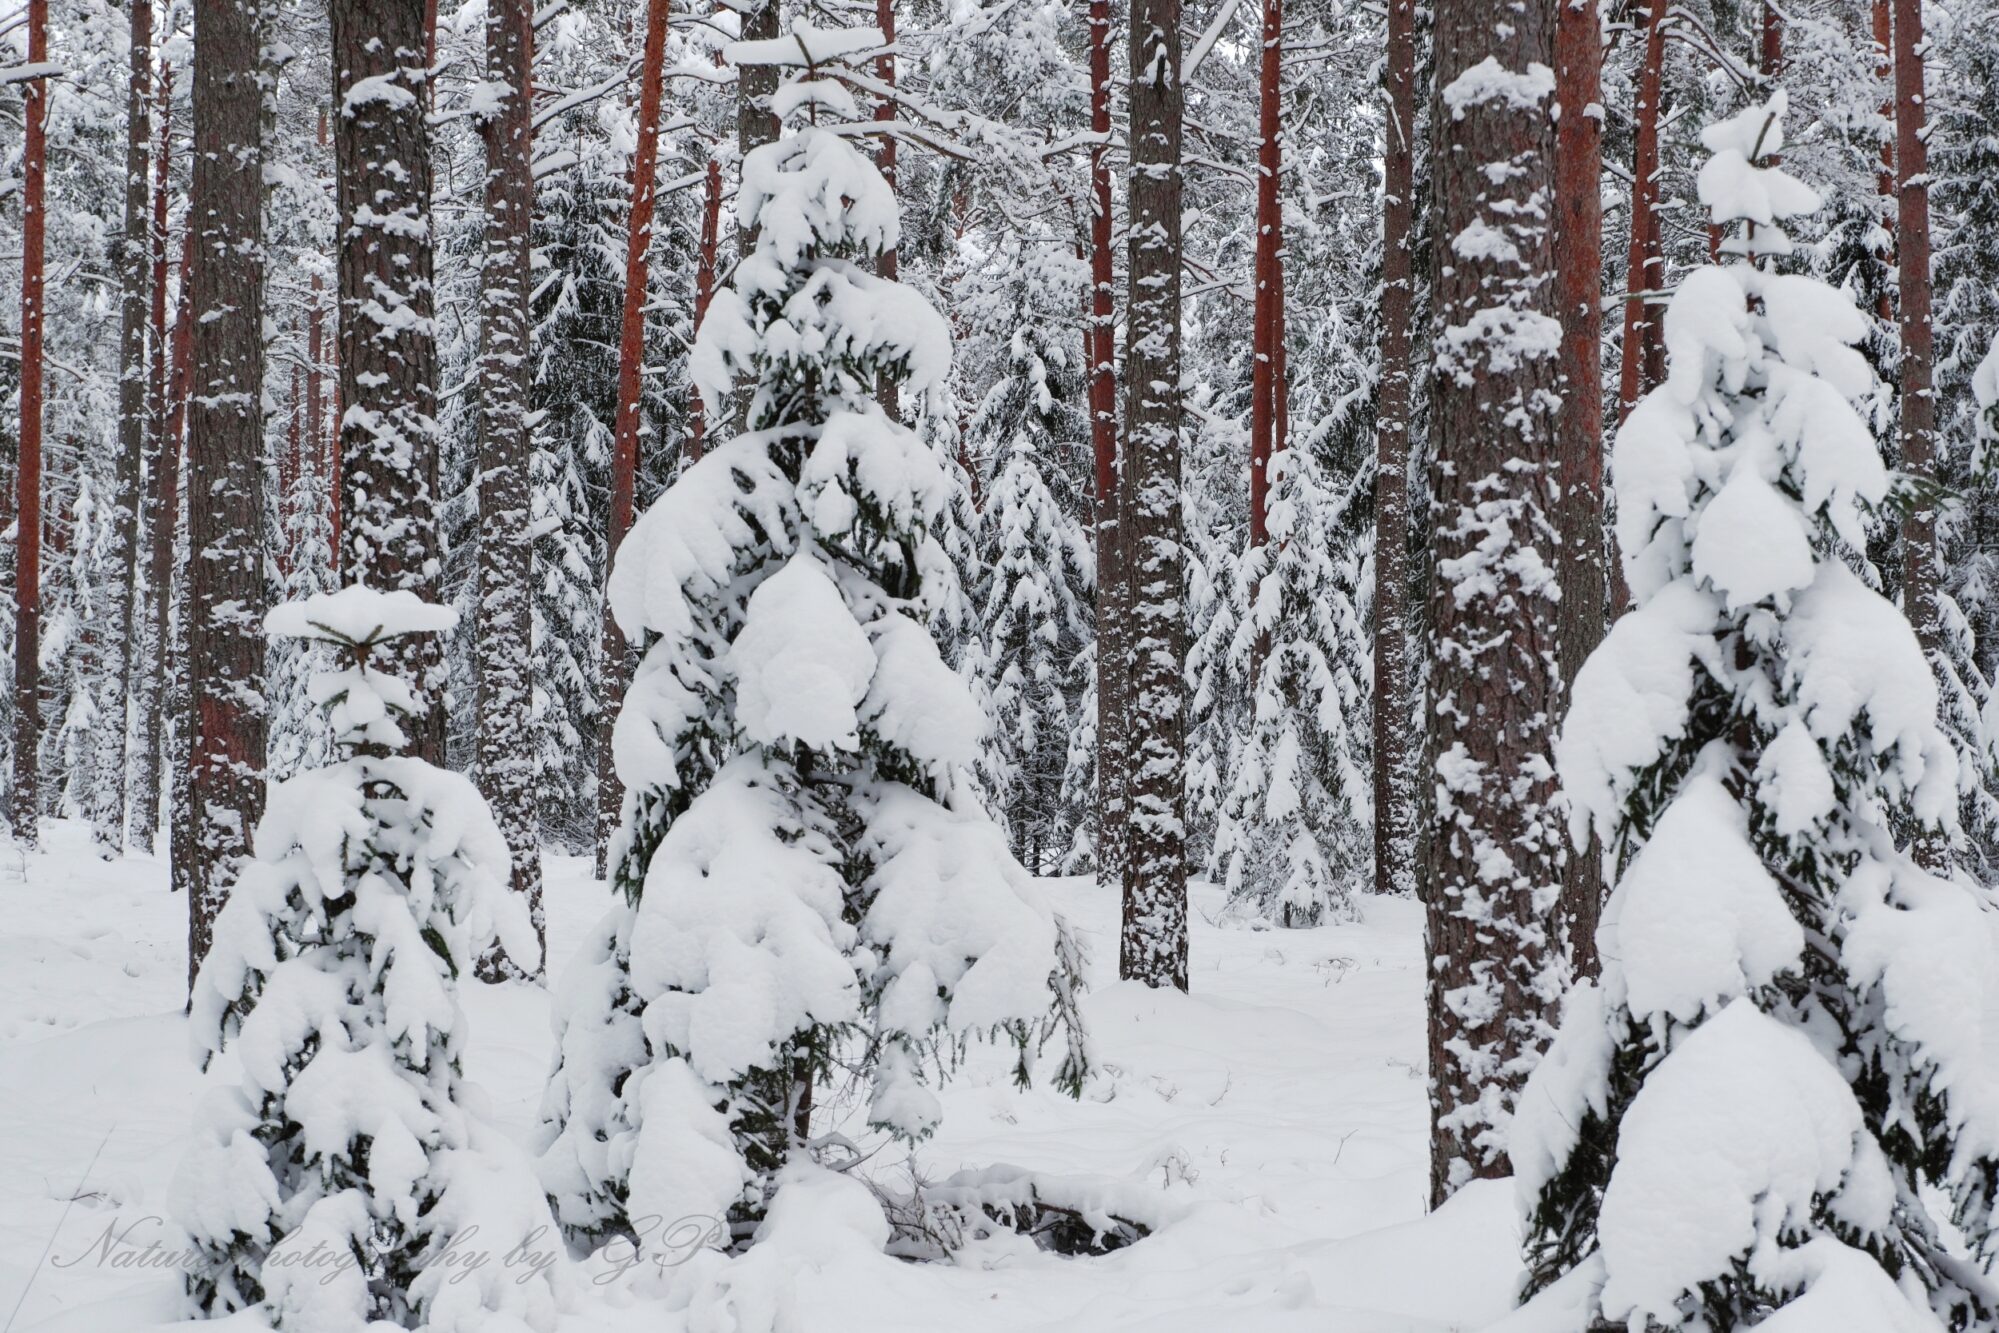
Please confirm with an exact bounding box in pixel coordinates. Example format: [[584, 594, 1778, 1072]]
[[1117, 0, 1189, 991], [132, 70, 176, 855], [1893, 0, 1946, 875], [1507, 93, 1999, 1332], [10, 0, 47, 852], [95, 0, 154, 854], [537, 61, 1087, 1243], [176, 587, 557, 1328], [186, 0, 269, 987], [334, 0, 444, 765], [594, 0, 671, 878], [1373, 0, 1418, 902], [1424, 0, 1566, 1206], [1247, 0, 1282, 572], [475, 0, 546, 975], [1086, 0, 1127, 887]]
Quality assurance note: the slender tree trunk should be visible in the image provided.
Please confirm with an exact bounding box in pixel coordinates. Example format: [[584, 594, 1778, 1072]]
[[1616, 2, 1666, 425], [475, 0, 545, 973], [687, 51, 723, 465], [1554, 0, 1605, 976], [873, 0, 901, 422], [165, 229, 195, 900], [10, 0, 48, 851], [1425, 0, 1565, 1207], [735, 0, 781, 264], [1247, 0, 1282, 677], [1873, 0, 1895, 325], [1117, 0, 1188, 991], [187, 0, 269, 988], [334, 0, 443, 763], [594, 0, 672, 876], [1761, 0, 1783, 84], [1374, 0, 1416, 901], [1893, 0, 1944, 873], [133, 69, 175, 854], [95, 0, 154, 852], [1087, 0, 1128, 889]]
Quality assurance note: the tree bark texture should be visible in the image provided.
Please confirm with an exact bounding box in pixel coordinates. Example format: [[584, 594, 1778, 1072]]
[[1554, 0, 1605, 976], [186, 0, 269, 988], [1425, 0, 1565, 1207], [133, 73, 176, 854], [1087, 0, 1128, 891], [1615, 2, 1665, 425], [476, 0, 545, 971], [334, 0, 444, 762], [1248, 0, 1282, 567], [1116, 0, 1188, 991]]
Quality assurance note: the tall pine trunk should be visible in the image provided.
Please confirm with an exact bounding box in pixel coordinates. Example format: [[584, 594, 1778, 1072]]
[[1425, 0, 1564, 1206], [475, 0, 544, 970], [186, 0, 268, 986], [594, 0, 671, 876], [1373, 0, 1417, 901], [1087, 0, 1127, 887], [687, 60, 723, 466], [1247, 0, 1281, 577], [132, 71, 176, 854], [1553, 0, 1604, 974], [98, 0, 154, 852], [1893, 0, 1943, 873], [334, 0, 443, 762], [164, 228, 195, 900], [1117, 0, 1188, 990], [874, 0, 901, 422], [10, 0, 48, 852], [1615, 1, 1665, 424]]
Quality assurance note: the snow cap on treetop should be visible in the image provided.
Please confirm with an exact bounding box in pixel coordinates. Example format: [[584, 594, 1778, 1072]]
[[265, 584, 459, 646], [1696, 92, 1821, 257]]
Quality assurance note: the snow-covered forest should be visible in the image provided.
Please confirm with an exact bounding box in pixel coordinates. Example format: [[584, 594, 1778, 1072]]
[[6, 0, 1999, 1327]]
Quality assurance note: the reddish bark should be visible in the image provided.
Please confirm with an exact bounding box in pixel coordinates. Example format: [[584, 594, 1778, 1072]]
[[10, 0, 49, 849], [1248, 0, 1282, 557], [687, 52, 725, 464], [1086, 0, 1126, 885], [1555, 0, 1606, 974], [596, 0, 673, 871], [1893, 0, 1944, 872], [873, 0, 901, 422], [1873, 0, 1895, 324], [1373, 0, 1417, 900], [1616, 2, 1667, 424]]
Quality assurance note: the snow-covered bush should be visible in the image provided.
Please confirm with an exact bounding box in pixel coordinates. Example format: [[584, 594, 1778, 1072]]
[[1507, 95, 1999, 1331], [174, 585, 559, 1330], [537, 60, 1088, 1251], [1208, 443, 1373, 926]]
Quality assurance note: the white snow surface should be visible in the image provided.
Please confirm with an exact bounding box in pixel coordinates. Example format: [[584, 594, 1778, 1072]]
[[0, 824, 1527, 1331]]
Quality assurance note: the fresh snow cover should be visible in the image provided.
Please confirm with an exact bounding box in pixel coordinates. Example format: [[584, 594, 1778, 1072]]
[[723, 22, 883, 70], [0, 833, 1529, 1332]]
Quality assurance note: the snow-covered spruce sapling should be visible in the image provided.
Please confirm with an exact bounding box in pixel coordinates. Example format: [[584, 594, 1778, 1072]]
[[174, 586, 560, 1330], [1504, 94, 1999, 1331], [1209, 442, 1373, 927], [537, 49, 1089, 1251]]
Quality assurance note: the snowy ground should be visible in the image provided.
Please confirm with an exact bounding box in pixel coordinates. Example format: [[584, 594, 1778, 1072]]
[[0, 821, 1522, 1332]]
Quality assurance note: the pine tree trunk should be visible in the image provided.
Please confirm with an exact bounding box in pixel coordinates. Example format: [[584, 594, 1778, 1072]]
[[1086, 0, 1127, 888], [687, 125, 722, 463], [874, 0, 901, 422], [1615, 2, 1665, 425], [1893, 0, 1945, 873], [1117, 0, 1188, 991], [164, 228, 195, 900], [96, 0, 153, 853], [132, 73, 176, 854], [473, 0, 544, 973], [594, 0, 671, 878], [10, 0, 48, 852], [1247, 0, 1282, 681], [1873, 0, 1894, 325], [1425, 0, 1565, 1207], [187, 0, 269, 988], [334, 0, 443, 764], [1554, 0, 1605, 975], [736, 0, 781, 260], [1373, 0, 1417, 901]]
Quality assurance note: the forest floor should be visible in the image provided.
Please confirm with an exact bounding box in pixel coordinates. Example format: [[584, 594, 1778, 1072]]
[[0, 820, 1523, 1332]]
